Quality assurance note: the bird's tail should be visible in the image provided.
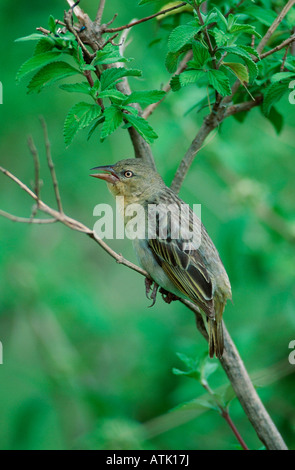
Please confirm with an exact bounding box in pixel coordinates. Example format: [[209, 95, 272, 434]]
[[208, 317, 224, 359]]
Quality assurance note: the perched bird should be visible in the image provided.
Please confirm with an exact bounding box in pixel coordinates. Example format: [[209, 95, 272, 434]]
[[91, 158, 232, 358]]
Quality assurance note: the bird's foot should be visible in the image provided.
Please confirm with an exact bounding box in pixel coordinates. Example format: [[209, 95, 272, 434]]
[[159, 288, 180, 304], [145, 277, 159, 308]]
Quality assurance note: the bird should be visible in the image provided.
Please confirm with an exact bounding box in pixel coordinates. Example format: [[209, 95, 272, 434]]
[[90, 158, 232, 358]]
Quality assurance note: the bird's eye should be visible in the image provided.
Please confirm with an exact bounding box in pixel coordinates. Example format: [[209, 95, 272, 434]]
[[124, 170, 133, 178]]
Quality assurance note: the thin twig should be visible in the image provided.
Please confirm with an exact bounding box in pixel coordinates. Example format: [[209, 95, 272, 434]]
[[257, 0, 295, 54], [39, 117, 63, 213], [201, 380, 249, 450], [105, 3, 186, 33], [142, 50, 193, 119], [0, 210, 57, 224], [27, 135, 40, 204], [280, 45, 290, 71], [260, 34, 295, 60]]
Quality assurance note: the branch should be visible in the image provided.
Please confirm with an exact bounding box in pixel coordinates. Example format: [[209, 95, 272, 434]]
[[181, 299, 287, 450], [260, 34, 295, 60], [0, 129, 288, 450], [96, 0, 106, 24], [257, 0, 295, 54], [0, 210, 57, 224], [142, 50, 193, 120], [104, 3, 186, 33]]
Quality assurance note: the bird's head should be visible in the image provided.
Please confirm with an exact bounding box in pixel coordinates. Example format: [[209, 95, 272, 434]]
[[90, 158, 165, 203]]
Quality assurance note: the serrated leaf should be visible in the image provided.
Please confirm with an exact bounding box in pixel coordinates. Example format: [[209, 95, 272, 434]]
[[34, 38, 56, 55], [168, 24, 199, 52], [220, 46, 258, 82], [16, 51, 62, 83], [165, 51, 182, 74], [124, 90, 166, 106], [212, 28, 231, 47], [207, 69, 231, 96], [27, 61, 80, 94], [214, 7, 228, 30], [271, 72, 295, 83], [94, 44, 128, 65], [262, 81, 289, 115], [98, 89, 127, 102], [15, 33, 49, 42], [87, 116, 105, 140], [100, 106, 123, 140], [48, 15, 57, 34], [59, 82, 92, 94], [223, 62, 249, 83], [191, 42, 210, 68], [239, 45, 260, 60], [124, 114, 158, 143], [229, 24, 261, 38], [171, 69, 204, 91], [64, 102, 102, 146], [100, 67, 142, 91]]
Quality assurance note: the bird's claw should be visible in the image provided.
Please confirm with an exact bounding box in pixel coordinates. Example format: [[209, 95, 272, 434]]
[[144, 277, 159, 308], [159, 288, 180, 304]]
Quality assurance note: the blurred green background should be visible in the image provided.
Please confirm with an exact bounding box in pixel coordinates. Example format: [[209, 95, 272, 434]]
[[0, 0, 294, 450]]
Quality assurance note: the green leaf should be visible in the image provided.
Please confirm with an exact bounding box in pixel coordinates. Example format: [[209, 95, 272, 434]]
[[229, 24, 261, 38], [100, 67, 142, 91], [59, 82, 92, 95], [94, 44, 128, 65], [124, 114, 158, 143], [16, 51, 62, 83], [238, 45, 260, 60], [190, 42, 210, 68], [48, 15, 57, 34], [220, 46, 258, 82], [170, 69, 204, 91], [165, 50, 184, 74], [87, 116, 105, 140], [222, 385, 236, 408], [27, 61, 80, 94], [98, 89, 127, 101], [271, 72, 295, 83], [246, 6, 277, 27], [168, 24, 199, 52], [34, 38, 56, 55], [223, 62, 249, 83], [212, 28, 231, 47], [100, 106, 123, 140], [64, 102, 102, 146], [214, 7, 228, 30], [207, 69, 231, 96], [262, 81, 289, 115], [124, 90, 166, 106], [15, 33, 49, 42]]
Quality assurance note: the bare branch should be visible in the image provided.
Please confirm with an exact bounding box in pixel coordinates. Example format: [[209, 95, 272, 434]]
[[257, 0, 295, 54], [224, 96, 263, 117], [0, 210, 57, 224], [260, 34, 295, 60], [27, 135, 40, 203], [181, 299, 287, 450], [142, 50, 193, 120], [65, 0, 85, 20], [105, 2, 186, 33], [40, 117, 63, 213], [96, 0, 106, 24]]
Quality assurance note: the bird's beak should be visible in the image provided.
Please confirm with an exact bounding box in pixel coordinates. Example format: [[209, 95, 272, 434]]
[[89, 165, 120, 184]]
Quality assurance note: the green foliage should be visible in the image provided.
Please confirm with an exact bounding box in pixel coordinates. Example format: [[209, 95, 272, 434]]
[[27, 61, 80, 94], [63, 102, 102, 147]]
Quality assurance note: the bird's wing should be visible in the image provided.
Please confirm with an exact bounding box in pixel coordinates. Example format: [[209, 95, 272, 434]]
[[148, 235, 214, 318]]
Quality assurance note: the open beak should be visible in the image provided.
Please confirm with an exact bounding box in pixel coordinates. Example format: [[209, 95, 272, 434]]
[[90, 165, 120, 184]]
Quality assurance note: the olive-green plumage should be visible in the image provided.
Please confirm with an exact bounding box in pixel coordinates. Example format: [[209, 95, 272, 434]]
[[91, 158, 232, 358]]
